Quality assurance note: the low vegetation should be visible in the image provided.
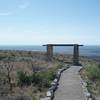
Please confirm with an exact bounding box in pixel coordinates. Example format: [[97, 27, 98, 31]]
[[80, 60, 100, 100], [0, 51, 65, 100], [17, 69, 56, 88], [1, 50, 99, 100], [86, 64, 100, 81]]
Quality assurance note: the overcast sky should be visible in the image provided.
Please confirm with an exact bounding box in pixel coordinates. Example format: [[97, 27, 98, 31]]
[[0, 0, 99, 45]]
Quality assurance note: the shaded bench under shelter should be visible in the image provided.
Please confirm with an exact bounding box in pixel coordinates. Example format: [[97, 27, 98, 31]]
[[43, 44, 83, 65]]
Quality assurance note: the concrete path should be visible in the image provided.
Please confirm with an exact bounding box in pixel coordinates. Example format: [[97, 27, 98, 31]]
[[54, 66, 85, 100]]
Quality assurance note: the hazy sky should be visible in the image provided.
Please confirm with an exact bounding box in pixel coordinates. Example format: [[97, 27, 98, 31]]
[[0, 0, 99, 45]]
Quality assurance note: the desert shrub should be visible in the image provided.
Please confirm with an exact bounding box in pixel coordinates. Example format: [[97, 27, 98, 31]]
[[0, 56, 6, 60], [31, 72, 51, 88], [31, 72, 42, 85], [98, 64, 100, 69], [44, 70, 56, 81], [32, 66, 44, 72], [86, 65, 100, 81], [56, 63, 64, 69], [31, 69, 57, 88], [41, 78, 51, 88], [86, 80, 93, 93], [17, 69, 56, 88], [17, 71, 31, 86], [0, 96, 30, 100]]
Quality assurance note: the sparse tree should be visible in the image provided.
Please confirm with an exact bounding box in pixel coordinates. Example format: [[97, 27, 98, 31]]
[[4, 62, 13, 91], [1, 57, 14, 92]]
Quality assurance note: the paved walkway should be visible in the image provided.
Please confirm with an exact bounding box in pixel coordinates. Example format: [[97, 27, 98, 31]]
[[54, 66, 85, 100]]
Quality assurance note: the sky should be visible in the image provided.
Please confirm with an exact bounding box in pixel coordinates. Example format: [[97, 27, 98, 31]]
[[0, 0, 99, 45]]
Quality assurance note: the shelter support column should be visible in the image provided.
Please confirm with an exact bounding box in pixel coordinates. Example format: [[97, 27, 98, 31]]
[[73, 44, 79, 65], [47, 45, 53, 60]]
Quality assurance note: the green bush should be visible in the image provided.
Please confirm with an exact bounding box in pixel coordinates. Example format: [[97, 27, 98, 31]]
[[31, 72, 51, 88], [17, 69, 56, 88], [31, 73, 42, 85], [0, 56, 6, 60], [86, 65, 100, 81], [98, 64, 100, 69], [86, 80, 94, 94], [17, 71, 31, 86], [56, 63, 64, 69], [44, 71, 56, 81]]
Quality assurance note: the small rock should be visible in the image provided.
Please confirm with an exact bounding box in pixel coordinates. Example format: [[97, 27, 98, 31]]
[[58, 69, 62, 73], [40, 98, 46, 100], [86, 92, 91, 97], [49, 85, 56, 91], [45, 97, 51, 100], [83, 82, 87, 87], [51, 82, 56, 86], [53, 78, 58, 83], [88, 97, 93, 100], [46, 91, 52, 97]]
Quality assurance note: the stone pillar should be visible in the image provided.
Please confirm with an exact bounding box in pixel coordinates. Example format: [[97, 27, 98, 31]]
[[73, 44, 79, 65], [47, 45, 53, 60]]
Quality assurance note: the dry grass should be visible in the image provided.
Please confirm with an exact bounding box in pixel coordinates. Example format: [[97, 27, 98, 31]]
[[0, 50, 99, 100], [0, 51, 65, 100], [80, 58, 100, 100]]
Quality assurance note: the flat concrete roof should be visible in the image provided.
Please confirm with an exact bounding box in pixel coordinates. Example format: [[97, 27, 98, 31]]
[[43, 44, 83, 46]]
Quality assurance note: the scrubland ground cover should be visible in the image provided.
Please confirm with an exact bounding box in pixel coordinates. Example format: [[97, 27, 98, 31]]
[[0, 50, 99, 100], [80, 58, 100, 100], [0, 51, 68, 100]]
